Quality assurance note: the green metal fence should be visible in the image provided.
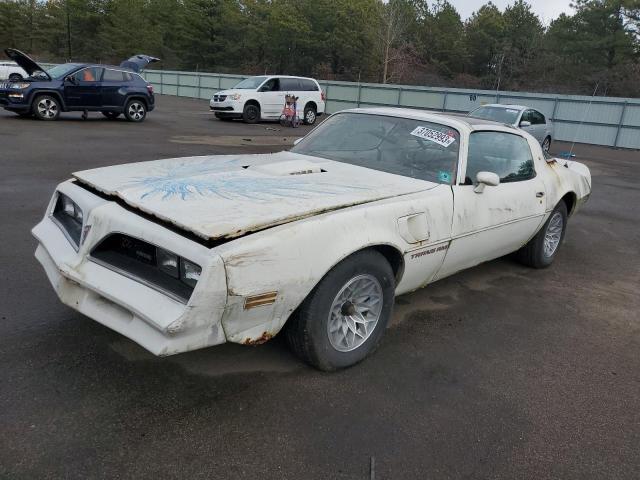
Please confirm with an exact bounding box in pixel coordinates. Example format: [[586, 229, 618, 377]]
[[144, 69, 640, 149]]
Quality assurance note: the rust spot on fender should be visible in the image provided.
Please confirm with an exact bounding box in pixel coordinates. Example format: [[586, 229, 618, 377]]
[[243, 331, 273, 345]]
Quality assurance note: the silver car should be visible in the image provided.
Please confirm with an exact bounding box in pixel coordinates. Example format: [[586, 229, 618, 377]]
[[468, 104, 554, 153]]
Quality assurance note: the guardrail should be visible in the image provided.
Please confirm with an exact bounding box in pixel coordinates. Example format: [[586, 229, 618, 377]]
[[144, 69, 640, 149]]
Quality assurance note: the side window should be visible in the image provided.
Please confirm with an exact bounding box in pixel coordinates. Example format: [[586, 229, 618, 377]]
[[259, 78, 279, 92], [466, 132, 535, 184], [520, 110, 532, 125], [280, 78, 301, 91], [102, 69, 126, 82], [532, 110, 546, 124], [300, 79, 318, 91], [72, 67, 103, 83]]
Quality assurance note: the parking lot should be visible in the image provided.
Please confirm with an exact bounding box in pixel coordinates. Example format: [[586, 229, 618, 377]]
[[1, 95, 639, 479]]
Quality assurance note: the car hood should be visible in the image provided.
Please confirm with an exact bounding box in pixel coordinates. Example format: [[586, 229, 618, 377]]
[[73, 151, 436, 241], [4, 48, 50, 80], [120, 54, 160, 73]]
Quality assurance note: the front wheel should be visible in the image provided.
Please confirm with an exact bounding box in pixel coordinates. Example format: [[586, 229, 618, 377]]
[[242, 103, 260, 123], [32, 95, 60, 121], [124, 99, 147, 122], [285, 250, 395, 371], [517, 201, 567, 268]]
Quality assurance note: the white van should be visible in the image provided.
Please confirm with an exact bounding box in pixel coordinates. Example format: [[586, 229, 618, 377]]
[[0, 60, 28, 81], [210, 75, 326, 125]]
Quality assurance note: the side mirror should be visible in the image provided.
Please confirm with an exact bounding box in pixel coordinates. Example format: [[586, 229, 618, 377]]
[[65, 75, 77, 85], [474, 171, 500, 193], [293, 138, 303, 146], [520, 120, 531, 127]]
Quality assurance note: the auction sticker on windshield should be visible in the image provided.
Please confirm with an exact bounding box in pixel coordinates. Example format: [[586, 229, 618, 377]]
[[410, 126, 456, 147]]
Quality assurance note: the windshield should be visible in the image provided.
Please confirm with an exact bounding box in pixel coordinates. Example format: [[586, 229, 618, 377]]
[[291, 113, 460, 184], [44, 63, 82, 79], [233, 76, 268, 89], [469, 106, 520, 124]]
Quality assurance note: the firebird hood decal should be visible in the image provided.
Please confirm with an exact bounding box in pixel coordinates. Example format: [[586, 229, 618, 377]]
[[74, 152, 436, 241]]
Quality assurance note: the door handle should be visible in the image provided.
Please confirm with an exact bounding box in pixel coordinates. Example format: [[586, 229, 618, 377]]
[[536, 192, 544, 198]]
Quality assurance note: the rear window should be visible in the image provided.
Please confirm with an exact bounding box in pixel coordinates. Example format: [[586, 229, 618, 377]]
[[103, 69, 129, 82], [299, 79, 319, 91]]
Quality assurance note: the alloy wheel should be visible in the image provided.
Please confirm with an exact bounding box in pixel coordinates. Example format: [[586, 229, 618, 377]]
[[37, 99, 58, 119], [543, 211, 563, 257], [327, 274, 383, 352]]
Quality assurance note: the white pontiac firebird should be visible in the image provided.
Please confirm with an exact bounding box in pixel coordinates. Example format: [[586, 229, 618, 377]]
[[33, 108, 591, 370]]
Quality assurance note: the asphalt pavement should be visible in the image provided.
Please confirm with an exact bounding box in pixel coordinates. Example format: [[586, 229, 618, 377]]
[[1, 95, 639, 479]]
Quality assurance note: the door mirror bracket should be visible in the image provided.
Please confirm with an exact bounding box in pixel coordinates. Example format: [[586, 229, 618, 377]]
[[474, 171, 500, 193]]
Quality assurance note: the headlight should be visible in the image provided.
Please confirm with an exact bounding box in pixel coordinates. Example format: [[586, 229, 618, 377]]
[[228, 93, 241, 101], [91, 234, 203, 303], [9, 82, 30, 89], [52, 192, 83, 248]]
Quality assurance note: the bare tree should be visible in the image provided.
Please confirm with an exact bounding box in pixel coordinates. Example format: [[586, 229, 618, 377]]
[[377, 0, 412, 83]]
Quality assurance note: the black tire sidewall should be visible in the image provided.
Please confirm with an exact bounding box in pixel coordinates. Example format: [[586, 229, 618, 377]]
[[32, 95, 60, 121], [243, 104, 259, 123], [124, 100, 146, 122], [300, 250, 395, 370]]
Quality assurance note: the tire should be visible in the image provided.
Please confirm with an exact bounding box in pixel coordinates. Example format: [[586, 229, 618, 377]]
[[542, 136, 552, 153], [8, 73, 23, 82], [242, 103, 260, 124], [32, 95, 60, 121], [124, 99, 147, 122], [517, 201, 567, 268], [101, 111, 120, 120], [303, 105, 317, 125], [285, 250, 395, 371]]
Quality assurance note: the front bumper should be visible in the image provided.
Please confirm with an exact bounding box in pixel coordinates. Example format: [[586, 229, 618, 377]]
[[32, 181, 228, 356], [0, 88, 30, 109], [209, 98, 242, 113]]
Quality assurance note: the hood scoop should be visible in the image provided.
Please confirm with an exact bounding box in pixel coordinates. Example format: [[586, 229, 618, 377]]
[[248, 159, 323, 176]]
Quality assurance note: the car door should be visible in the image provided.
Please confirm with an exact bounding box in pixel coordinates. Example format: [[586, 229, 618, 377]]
[[531, 110, 547, 142], [257, 77, 283, 118], [280, 77, 303, 117], [101, 68, 131, 108], [64, 67, 104, 109], [434, 130, 546, 280]]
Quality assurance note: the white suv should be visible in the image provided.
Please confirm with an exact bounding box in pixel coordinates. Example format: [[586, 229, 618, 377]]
[[210, 75, 326, 125], [0, 61, 28, 81]]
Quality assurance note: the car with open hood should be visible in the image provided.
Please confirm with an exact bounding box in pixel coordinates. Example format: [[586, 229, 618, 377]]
[[32, 108, 591, 370], [0, 49, 158, 121]]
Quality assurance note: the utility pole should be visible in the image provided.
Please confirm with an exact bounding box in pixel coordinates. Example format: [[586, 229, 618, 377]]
[[66, 0, 72, 60]]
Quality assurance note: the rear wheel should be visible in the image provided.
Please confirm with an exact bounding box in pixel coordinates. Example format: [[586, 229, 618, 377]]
[[32, 95, 60, 121], [517, 201, 567, 268], [303, 105, 317, 125], [285, 250, 395, 371], [242, 103, 260, 124], [101, 111, 120, 120], [124, 99, 146, 122]]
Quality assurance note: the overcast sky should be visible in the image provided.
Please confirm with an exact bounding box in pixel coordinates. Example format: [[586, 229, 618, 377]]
[[450, 0, 575, 24]]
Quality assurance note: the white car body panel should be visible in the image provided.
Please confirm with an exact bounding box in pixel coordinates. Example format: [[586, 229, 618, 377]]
[[32, 108, 591, 354], [0, 61, 28, 80]]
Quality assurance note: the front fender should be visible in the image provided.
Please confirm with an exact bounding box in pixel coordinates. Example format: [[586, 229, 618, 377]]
[[214, 187, 453, 344]]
